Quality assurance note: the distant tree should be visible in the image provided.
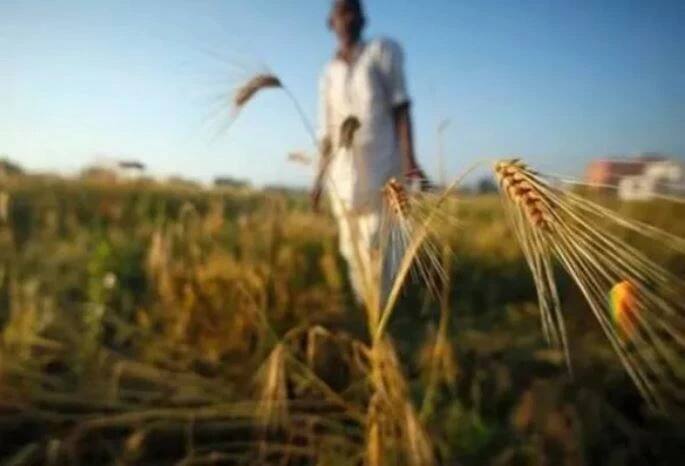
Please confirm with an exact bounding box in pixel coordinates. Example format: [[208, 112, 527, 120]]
[[81, 166, 118, 183], [476, 176, 498, 194], [167, 176, 202, 189], [214, 176, 251, 189], [262, 184, 307, 196], [0, 156, 24, 177]]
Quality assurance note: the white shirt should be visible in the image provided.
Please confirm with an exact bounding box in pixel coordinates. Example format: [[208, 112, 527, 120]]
[[318, 38, 410, 213]]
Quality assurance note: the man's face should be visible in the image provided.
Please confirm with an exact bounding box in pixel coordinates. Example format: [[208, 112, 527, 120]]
[[330, 1, 363, 46]]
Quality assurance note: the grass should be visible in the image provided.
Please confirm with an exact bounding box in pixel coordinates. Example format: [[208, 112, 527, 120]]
[[0, 174, 684, 465]]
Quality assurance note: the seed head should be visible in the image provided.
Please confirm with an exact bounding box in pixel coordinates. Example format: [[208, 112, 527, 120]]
[[495, 159, 553, 230], [339, 116, 361, 149], [287, 151, 312, 166], [384, 178, 410, 219], [234, 74, 282, 108]]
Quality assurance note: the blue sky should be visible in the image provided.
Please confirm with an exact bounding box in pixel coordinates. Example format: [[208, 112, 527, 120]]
[[1, 0, 684, 186]]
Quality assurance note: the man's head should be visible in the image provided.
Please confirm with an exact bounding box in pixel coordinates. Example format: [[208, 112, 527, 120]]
[[328, 0, 365, 48]]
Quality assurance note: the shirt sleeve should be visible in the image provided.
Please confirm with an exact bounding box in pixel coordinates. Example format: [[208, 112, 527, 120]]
[[378, 39, 410, 108]]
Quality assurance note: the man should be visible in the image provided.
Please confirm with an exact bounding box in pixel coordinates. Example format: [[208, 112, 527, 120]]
[[311, 0, 425, 304]]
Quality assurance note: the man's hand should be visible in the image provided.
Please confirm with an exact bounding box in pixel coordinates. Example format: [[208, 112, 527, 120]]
[[393, 104, 430, 191], [310, 182, 323, 212], [405, 166, 431, 191], [311, 136, 332, 213]]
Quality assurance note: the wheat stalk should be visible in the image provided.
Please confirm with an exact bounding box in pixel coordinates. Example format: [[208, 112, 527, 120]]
[[365, 339, 436, 466], [254, 343, 289, 430]]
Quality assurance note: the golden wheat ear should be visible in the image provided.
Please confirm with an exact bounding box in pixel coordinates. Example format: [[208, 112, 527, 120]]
[[495, 160, 570, 369], [203, 72, 284, 139], [287, 151, 313, 166], [339, 116, 361, 150], [233, 74, 282, 109], [380, 178, 447, 301], [496, 158, 685, 411]]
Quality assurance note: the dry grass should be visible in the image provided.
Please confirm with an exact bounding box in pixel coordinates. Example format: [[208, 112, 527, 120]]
[[0, 177, 683, 463], [255, 343, 289, 430]]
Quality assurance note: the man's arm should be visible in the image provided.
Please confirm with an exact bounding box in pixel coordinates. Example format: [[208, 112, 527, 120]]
[[381, 40, 427, 187], [310, 136, 332, 212], [393, 102, 420, 176], [311, 69, 331, 212], [394, 102, 428, 190]]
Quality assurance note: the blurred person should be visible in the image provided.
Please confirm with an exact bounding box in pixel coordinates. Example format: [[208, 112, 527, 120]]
[[311, 0, 426, 303]]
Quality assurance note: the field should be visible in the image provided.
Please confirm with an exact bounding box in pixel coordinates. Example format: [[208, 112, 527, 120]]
[[0, 175, 684, 465]]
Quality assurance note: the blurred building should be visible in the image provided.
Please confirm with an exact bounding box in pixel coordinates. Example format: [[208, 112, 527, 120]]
[[584, 154, 684, 200], [584, 154, 666, 186], [618, 159, 685, 201]]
